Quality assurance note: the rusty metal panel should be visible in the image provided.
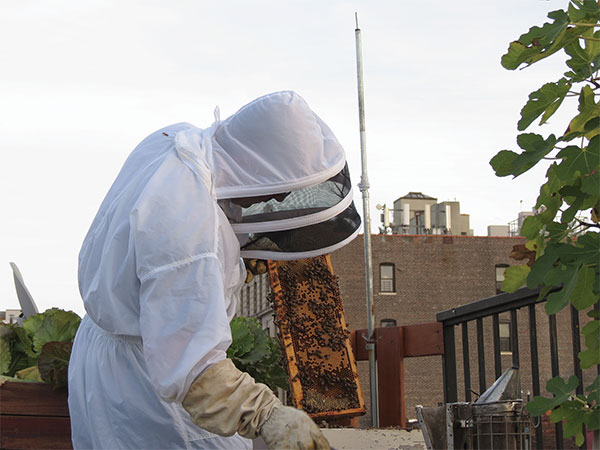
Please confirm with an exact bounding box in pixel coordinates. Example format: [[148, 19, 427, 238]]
[[403, 322, 444, 357], [350, 329, 370, 361], [268, 255, 365, 420], [375, 326, 406, 428]]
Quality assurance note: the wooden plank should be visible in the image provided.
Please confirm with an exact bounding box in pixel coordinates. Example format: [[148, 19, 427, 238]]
[[0, 415, 72, 450], [403, 322, 444, 357], [0, 382, 69, 417], [376, 326, 406, 428]]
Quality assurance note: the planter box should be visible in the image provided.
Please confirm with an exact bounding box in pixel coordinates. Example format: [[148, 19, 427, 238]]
[[0, 381, 72, 450]]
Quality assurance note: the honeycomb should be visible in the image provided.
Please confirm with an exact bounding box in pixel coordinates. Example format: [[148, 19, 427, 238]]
[[267, 255, 365, 420]]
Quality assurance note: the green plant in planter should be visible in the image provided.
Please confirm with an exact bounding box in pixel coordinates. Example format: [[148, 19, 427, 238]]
[[227, 316, 289, 392], [0, 308, 81, 388], [0, 309, 287, 393]]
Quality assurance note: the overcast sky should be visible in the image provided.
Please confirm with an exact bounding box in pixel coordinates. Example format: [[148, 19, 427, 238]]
[[1, 0, 572, 316]]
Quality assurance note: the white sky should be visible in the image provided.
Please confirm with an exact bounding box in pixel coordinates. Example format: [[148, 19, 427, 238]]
[[1, 0, 573, 316]]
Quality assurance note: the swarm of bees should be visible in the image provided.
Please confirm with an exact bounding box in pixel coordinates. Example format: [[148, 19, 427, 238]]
[[244, 259, 268, 283], [267, 256, 364, 418]]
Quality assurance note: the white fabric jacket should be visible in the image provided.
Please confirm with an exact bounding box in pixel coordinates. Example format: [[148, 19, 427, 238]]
[[68, 91, 355, 449]]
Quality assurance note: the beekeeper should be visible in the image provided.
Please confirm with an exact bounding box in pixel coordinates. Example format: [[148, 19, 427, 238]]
[[68, 91, 361, 449]]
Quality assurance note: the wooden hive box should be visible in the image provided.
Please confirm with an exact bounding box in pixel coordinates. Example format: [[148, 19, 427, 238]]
[[268, 255, 365, 421], [0, 381, 72, 450]]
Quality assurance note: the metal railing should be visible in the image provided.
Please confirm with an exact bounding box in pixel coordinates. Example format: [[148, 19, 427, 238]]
[[437, 286, 598, 450]]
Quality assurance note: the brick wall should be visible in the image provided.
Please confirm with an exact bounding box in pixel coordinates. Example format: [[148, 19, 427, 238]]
[[331, 234, 527, 330], [330, 234, 596, 436], [330, 234, 527, 426]]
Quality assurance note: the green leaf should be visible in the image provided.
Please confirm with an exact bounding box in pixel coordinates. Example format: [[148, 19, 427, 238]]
[[490, 150, 520, 177], [0, 324, 37, 377], [565, 86, 600, 141], [516, 133, 558, 172], [582, 320, 600, 349], [0, 337, 11, 375], [564, 416, 585, 446], [581, 169, 599, 198], [550, 400, 581, 422], [537, 285, 555, 303], [584, 116, 600, 135], [571, 265, 598, 310], [559, 183, 588, 224], [502, 265, 531, 293], [26, 309, 81, 354], [568, 0, 600, 22], [527, 375, 579, 416], [588, 309, 600, 319], [549, 399, 587, 443], [580, 320, 600, 368], [15, 365, 42, 382], [37, 342, 71, 389], [229, 318, 254, 357], [587, 407, 600, 430], [227, 317, 288, 391], [546, 265, 580, 314], [502, 9, 571, 70], [527, 395, 558, 415], [579, 346, 600, 369], [13, 326, 36, 359], [546, 221, 569, 242], [527, 234, 546, 259], [556, 142, 599, 184], [564, 28, 600, 82], [490, 134, 557, 178], [559, 232, 600, 265], [520, 215, 543, 239], [535, 169, 563, 224], [518, 79, 570, 131], [22, 313, 45, 338], [586, 376, 600, 414], [528, 246, 559, 288], [549, 375, 580, 396]]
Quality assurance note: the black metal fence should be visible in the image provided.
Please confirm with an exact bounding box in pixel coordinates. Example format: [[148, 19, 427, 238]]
[[437, 286, 598, 450]]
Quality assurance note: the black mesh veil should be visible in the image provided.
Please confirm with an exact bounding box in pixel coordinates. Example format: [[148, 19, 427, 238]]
[[218, 164, 361, 259], [239, 203, 360, 259], [218, 165, 352, 231]]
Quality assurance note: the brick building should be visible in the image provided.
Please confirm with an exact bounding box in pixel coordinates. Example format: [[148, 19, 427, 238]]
[[329, 233, 527, 425], [238, 232, 593, 429]]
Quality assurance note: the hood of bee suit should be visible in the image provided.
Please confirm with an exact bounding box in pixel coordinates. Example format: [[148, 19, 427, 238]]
[[174, 91, 361, 260]]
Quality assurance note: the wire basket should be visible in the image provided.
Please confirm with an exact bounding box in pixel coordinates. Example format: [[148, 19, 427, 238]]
[[471, 400, 532, 450]]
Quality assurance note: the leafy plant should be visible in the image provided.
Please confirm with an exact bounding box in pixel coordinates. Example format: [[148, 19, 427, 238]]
[[227, 316, 288, 392], [490, 1, 600, 445], [0, 308, 81, 388]]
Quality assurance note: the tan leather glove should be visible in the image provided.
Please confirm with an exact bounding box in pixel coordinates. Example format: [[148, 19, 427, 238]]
[[260, 404, 331, 450], [182, 359, 330, 449]]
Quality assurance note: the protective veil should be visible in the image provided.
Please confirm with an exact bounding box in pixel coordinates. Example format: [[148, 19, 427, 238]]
[[68, 91, 360, 449]]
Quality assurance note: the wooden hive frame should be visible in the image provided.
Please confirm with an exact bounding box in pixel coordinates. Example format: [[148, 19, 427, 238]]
[[267, 255, 365, 420]]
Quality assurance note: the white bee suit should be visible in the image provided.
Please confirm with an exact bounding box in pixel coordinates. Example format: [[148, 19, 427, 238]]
[[68, 91, 360, 449]]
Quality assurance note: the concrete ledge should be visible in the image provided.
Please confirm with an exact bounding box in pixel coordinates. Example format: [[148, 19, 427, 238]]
[[253, 429, 426, 449], [322, 428, 426, 450]]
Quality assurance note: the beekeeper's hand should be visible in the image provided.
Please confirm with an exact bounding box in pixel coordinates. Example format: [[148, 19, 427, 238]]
[[182, 359, 330, 449], [260, 404, 331, 450]]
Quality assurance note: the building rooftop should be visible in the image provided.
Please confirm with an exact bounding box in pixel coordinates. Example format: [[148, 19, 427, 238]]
[[397, 192, 437, 201]]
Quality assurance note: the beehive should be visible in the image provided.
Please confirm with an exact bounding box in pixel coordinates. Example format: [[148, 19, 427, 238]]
[[267, 255, 365, 420]]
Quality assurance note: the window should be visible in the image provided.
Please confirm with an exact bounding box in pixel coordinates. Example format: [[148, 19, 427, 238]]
[[499, 319, 512, 354], [495, 264, 509, 294], [380, 263, 395, 293]]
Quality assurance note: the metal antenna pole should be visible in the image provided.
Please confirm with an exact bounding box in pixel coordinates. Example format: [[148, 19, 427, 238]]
[[354, 12, 379, 428]]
